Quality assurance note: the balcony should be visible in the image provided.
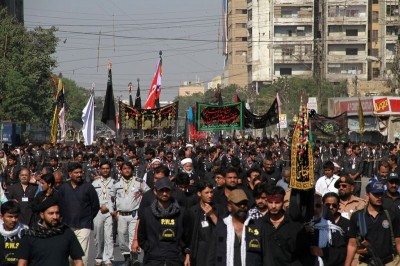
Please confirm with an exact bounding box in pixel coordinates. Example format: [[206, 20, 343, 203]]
[[274, 17, 314, 24], [326, 54, 366, 62], [327, 16, 367, 24], [274, 0, 314, 5]]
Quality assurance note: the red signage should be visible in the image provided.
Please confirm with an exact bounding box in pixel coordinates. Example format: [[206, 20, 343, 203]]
[[372, 97, 400, 115], [334, 98, 374, 116], [374, 97, 390, 113]]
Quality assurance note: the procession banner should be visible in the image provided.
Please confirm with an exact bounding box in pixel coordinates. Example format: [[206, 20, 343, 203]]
[[119, 101, 178, 130], [197, 102, 243, 131], [310, 112, 348, 142]]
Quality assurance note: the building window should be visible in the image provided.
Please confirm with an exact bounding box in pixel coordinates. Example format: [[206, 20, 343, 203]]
[[235, 50, 247, 56], [280, 68, 292, 75], [236, 23, 247, 28], [372, 11, 379, 22], [282, 46, 295, 56], [346, 29, 358, 36], [346, 48, 358, 55], [372, 30, 379, 42], [304, 45, 312, 55], [373, 68, 380, 77], [373, 0, 378, 4]]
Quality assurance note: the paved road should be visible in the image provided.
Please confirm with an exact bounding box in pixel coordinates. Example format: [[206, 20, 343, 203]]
[[88, 234, 125, 266]]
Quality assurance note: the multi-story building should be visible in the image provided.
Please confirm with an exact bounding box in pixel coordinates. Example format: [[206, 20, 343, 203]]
[[247, 0, 314, 91], [324, 0, 369, 82], [244, 0, 398, 92], [223, 0, 249, 89], [178, 81, 205, 97]]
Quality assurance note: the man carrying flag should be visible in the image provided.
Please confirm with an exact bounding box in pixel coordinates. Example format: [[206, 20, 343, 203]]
[[144, 51, 162, 109]]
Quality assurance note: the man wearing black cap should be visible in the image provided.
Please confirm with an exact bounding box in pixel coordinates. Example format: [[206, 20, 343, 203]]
[[137, 177, 191, 266], [16, 198, 84, 266], [345, 180, 400, 266], [383, 172, 400, 213], [335, 175, 366, 220]]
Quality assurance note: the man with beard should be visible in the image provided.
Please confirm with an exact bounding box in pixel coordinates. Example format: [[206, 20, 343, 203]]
[[189, 181, 226, 266], [345, 180, 400, 265], [261, 186, 309, 266], [2, 154, 20, 190], [92, 162, 115, 266], [304, 193, 347, 266], [343, 145, 364, 197], [7, 168, 37, 227], [261, 157, 281, 186], [334, 175, 365, 220], [111, 161, 150, 265], [58, 162, 100, 266], [383, 173, 400, 213], [137, 177, 191, 266], [372, 161, 390, 183], [248, 183, 268, 219], [213, 168, 253, 213], [210, 189, 263, 266], [16, 198, 84, 266], [0, 201, 28, 266]]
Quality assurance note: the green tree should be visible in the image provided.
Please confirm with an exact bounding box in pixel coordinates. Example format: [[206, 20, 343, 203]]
[[0, 9, 58, 123], [62, 78, 90, 124], [256, 77, 347, 120]]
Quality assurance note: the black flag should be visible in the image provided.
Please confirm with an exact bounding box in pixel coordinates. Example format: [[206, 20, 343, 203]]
[[101, 67, 116, 131], [135, 79, 142, 109]]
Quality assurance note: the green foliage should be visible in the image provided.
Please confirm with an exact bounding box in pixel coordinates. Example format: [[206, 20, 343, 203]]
[[256, 77, 347, 120], [63, 78, 90, 123], [0, 9, 58, 123]]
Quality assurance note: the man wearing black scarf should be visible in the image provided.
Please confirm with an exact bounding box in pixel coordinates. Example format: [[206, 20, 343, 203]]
[[16, 198, 84, 266]]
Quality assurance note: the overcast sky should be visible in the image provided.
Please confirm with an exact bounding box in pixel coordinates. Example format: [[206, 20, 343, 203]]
[[24, 0, 223, 101]]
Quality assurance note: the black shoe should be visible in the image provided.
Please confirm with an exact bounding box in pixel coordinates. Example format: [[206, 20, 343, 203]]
[[124, 254, 131, 266], [131, 252, 140, 266]]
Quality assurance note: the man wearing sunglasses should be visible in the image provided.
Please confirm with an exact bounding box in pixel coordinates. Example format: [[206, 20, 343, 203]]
[[335, 175, 366, 220], [383, 173, 400, 212], [345, 180, 400, 266]]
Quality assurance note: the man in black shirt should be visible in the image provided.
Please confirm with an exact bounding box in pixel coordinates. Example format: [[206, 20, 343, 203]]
[[16, 198, 84, 266], [261, 185, 309, 265], [58, 162, 100, 266], [0, 201, 28, 266], [345, 180, 400, 265], [137, 177, 191, 266]]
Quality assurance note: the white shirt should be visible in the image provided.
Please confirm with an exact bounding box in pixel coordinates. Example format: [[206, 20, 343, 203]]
[[315, 174, 340, 196]]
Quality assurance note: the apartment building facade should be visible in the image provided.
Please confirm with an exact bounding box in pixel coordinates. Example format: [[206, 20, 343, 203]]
[[243, 0, 399, 91], [223, 0, 249, 89]]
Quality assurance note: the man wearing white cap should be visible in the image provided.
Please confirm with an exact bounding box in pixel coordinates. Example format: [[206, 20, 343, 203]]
[[180, 158, 199, 194]]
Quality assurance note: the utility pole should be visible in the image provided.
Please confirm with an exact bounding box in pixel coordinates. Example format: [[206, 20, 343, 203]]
[[392, 35, 400, 95], [314, 0, 325, 113]]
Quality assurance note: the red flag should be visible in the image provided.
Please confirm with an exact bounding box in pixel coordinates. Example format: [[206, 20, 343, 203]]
[[144, 56, 162, 109]]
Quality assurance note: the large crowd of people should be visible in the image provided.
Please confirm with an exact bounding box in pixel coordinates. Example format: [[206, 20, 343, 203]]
[[0, 136, 400, 266]]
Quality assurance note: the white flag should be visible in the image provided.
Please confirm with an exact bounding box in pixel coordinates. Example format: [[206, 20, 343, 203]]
[[58, 106, 66, 142], [82, 92, 95, 145]]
